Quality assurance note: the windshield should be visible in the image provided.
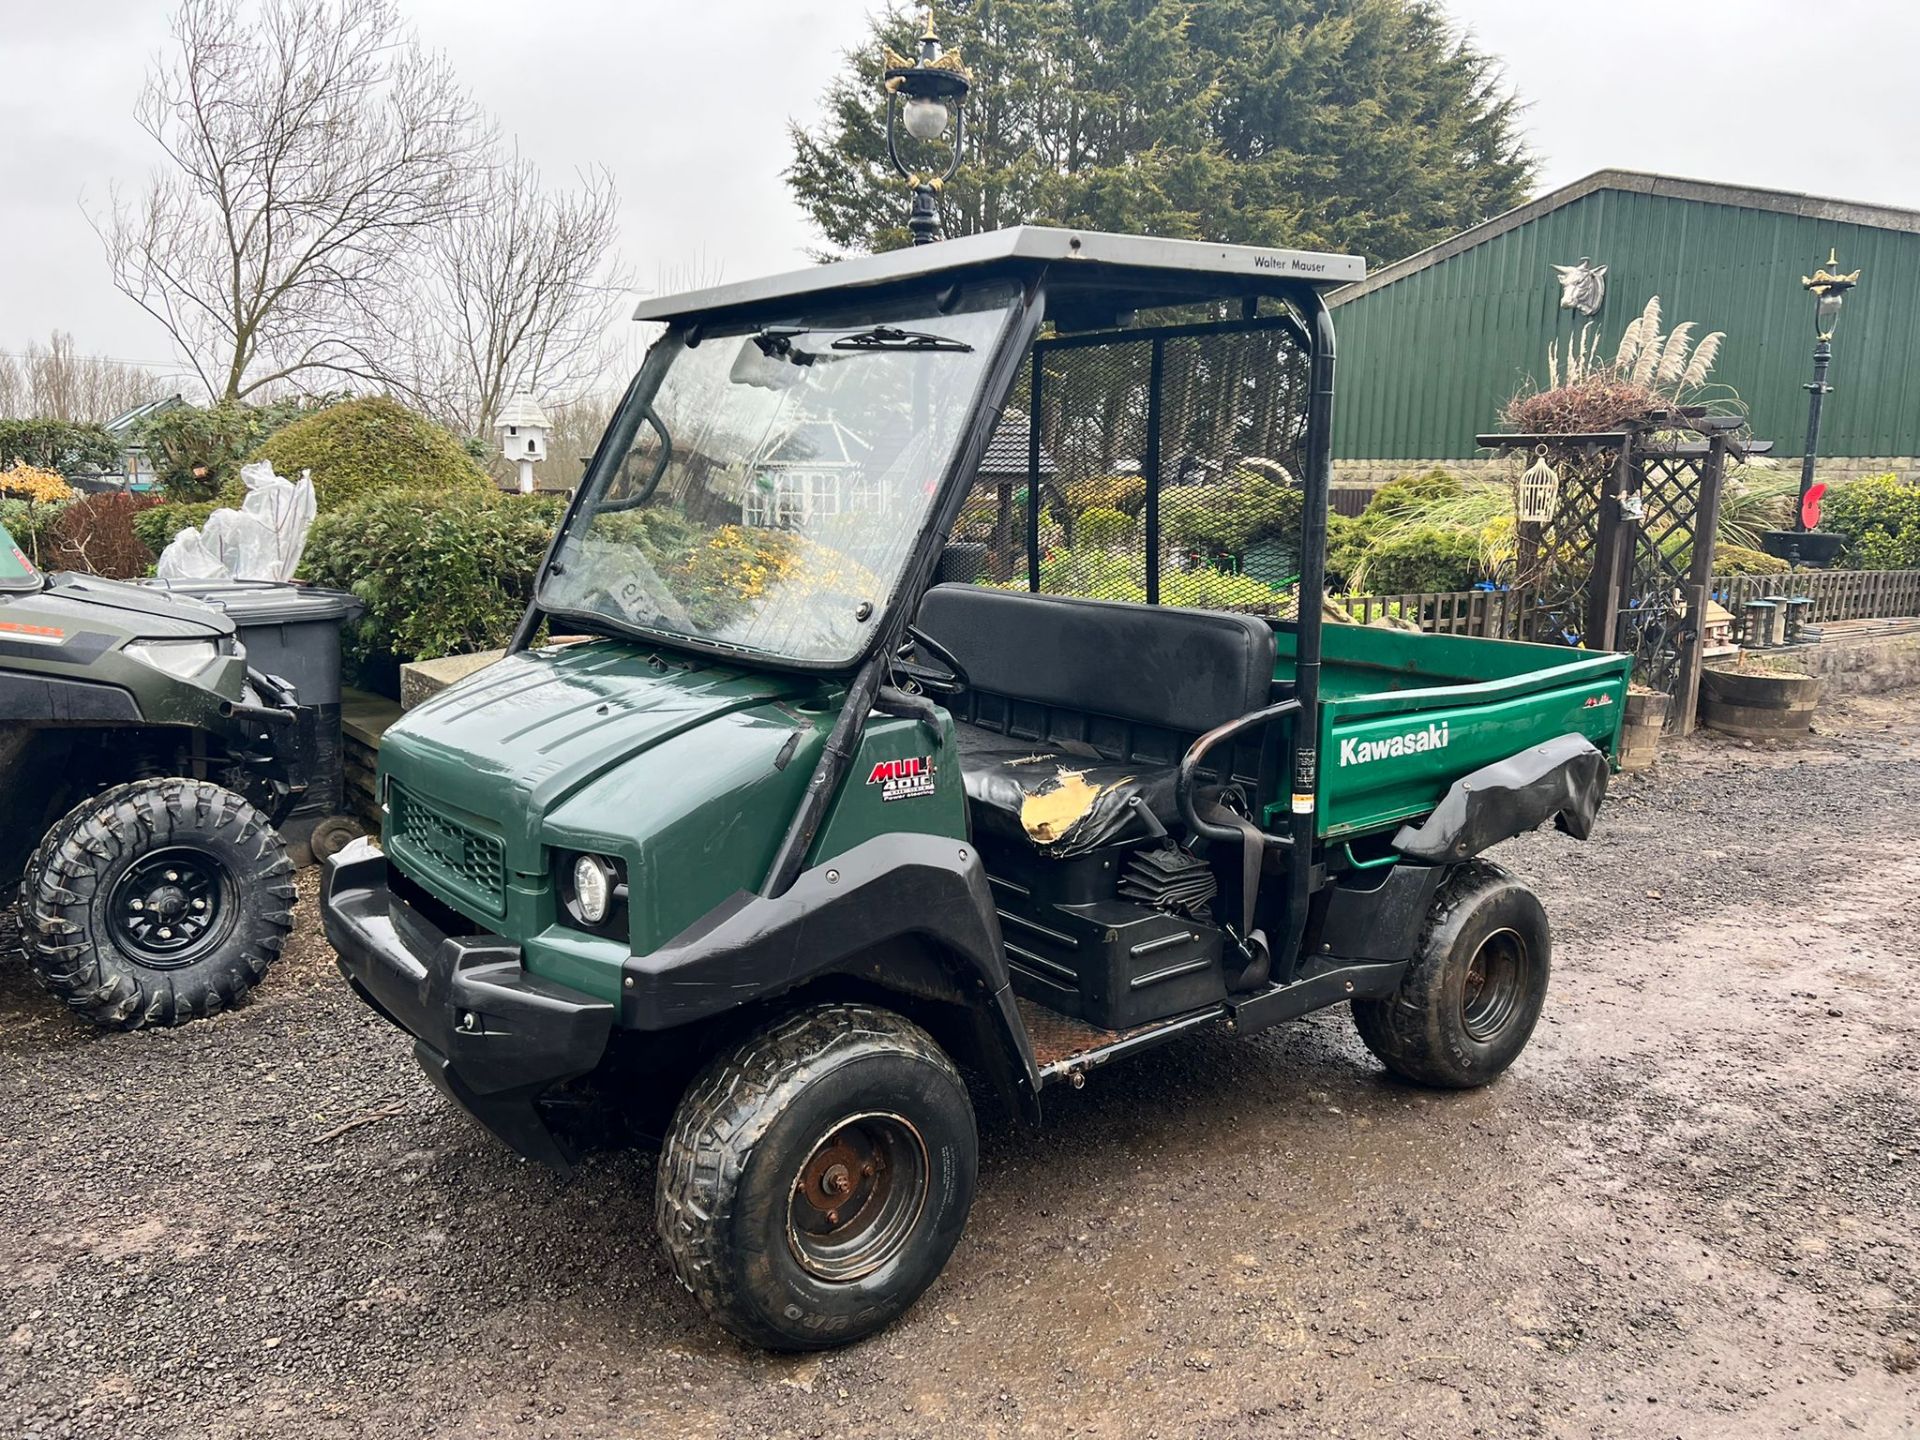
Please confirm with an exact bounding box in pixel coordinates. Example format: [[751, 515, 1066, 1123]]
[[0, 520, 41, 591], [539, 283, 1018, 665]]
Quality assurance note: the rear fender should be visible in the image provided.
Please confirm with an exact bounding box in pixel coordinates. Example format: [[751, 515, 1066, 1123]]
[[619, 832, 1041, 1116], [1391, 733, 1608, 864]]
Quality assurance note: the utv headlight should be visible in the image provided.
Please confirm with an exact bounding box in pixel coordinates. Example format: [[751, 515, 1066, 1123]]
[[569, 853, 621, 926], [123, 639, 221, 681]]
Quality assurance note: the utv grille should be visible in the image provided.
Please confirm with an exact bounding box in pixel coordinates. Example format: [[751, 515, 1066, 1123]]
[[388, 784, 506, 917]]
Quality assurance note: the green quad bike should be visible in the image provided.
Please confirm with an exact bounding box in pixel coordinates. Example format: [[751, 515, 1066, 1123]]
[[322, 228, 1630, 1349], [0, 535, 310, 1027]]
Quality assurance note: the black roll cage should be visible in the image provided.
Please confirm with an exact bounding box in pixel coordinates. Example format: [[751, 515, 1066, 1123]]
[[508, 263, 1338, 980]]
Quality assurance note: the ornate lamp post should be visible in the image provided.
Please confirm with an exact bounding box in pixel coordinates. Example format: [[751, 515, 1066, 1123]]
[[882, 7, 972, 245], [1794, 250, 1861, 532]]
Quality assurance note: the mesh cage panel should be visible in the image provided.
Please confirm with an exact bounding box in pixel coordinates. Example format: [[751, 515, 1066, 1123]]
[[954, 317, 1312, 617]]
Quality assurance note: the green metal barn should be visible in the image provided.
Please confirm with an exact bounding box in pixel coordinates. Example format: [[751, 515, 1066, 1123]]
[[1329, 170, 1920, 469]]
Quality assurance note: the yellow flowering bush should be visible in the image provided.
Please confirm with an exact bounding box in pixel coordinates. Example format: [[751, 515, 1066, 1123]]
[[0, 463, 75, 505]]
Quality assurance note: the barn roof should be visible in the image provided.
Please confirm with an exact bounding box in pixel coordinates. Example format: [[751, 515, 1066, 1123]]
[[1331, 169, 1920, 308]]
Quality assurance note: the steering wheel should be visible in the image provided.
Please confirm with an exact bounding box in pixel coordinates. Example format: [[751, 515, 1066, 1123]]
[[893, 624, 970, 697]]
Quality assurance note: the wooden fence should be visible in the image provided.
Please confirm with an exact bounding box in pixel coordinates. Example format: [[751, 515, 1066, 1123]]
[[1713, 568, 1920, 625], [1332, 569, 1920, 640], [1328, 588, 1520, 637]]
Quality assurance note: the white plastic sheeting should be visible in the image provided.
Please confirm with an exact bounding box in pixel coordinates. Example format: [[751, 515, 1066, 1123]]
[[155, 462, 316, 583]]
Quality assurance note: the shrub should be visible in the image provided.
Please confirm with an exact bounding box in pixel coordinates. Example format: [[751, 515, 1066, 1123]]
[[131, 500, 220, 557], [300, 488, 555, 675], [1821, 473, 1920, 569], [43, 493, 160, 578], [0, 462, 75, 504], [1032, 545, 1144, 601], [1356, 525, 1485, 593], [0, 498, 72, 566], [1361, 469, 1464, 523], [1063, 474, 1146, 516], [141, 403, 262, 501], [1159, 567, 1292, 611], [1076, 505, 1134, 547], [1710, 543, 1789, 576], [1161, 471, 1300, 552], [0, 419, 117, 475], [249, 396, 490, 513]]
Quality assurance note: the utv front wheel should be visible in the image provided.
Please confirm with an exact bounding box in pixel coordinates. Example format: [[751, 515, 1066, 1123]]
[[1351, 860, 1551, 1088], [20, 780, 297, 1029], [656, 1003, 977, 1350]]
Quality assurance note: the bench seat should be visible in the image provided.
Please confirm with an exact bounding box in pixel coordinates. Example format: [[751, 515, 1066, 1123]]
[[914, 586, 1277, 858]]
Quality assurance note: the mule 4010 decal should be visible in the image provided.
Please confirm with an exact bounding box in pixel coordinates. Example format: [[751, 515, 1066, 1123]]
[[867, 756, 937, 801]]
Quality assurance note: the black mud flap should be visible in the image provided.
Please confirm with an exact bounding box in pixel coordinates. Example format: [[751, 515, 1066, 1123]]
[[1391, 733, 1608, 864]]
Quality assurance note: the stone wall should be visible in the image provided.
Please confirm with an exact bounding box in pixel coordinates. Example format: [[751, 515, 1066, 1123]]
[[1767, 622, 1920, 698]]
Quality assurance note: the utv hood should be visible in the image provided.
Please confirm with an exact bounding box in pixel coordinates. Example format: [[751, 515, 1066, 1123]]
[[379, 640, 817, 858], [24, 574, 236, 642]]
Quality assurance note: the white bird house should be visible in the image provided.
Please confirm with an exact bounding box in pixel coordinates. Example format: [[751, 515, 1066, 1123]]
[[494, 394, 553, 494]]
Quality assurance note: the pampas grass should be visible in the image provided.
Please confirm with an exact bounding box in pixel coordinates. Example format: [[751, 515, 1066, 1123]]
[[1513, 295, 1731, 435]]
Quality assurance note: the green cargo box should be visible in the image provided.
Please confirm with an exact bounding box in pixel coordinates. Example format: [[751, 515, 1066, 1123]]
[[1264, 624, 1632, 840]]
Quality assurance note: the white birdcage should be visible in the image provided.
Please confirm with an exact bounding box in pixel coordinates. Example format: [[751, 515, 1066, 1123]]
[[1518, 445, 1561, 524]]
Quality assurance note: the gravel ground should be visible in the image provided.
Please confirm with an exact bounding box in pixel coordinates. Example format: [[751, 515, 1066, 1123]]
[[2, 692, 1917, 1440]]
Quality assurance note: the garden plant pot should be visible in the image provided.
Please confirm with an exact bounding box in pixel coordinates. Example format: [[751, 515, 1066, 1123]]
[[1618, 689, 1668, 772], [1699, 666, 1821, 739]]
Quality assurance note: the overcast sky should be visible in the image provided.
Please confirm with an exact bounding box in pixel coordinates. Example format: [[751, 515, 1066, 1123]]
[[3, 0, 1916, 389]]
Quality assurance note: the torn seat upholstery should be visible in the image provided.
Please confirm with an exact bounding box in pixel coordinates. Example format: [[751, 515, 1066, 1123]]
[[913, 586, 1277, 857]]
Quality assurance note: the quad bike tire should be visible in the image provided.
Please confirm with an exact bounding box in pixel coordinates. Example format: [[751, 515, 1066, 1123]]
[[1351, 859, 1551, 1088], [656, 1003, 978, 1350], [18, 779, 297, 1030]]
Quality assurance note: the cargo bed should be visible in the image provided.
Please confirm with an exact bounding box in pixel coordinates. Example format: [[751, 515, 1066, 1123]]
[[1267, 624, 1632, 840]]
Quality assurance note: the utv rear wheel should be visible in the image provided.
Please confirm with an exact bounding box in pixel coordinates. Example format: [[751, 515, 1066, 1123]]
[[1351, 860, 1550, 1088], [656, 1003, 977, 1350], [19, 780, 297, 1030]]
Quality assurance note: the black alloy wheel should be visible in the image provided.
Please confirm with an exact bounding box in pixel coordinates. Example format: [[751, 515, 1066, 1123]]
[[105, 847, 237, 969], [19, 779, 296, 1029]]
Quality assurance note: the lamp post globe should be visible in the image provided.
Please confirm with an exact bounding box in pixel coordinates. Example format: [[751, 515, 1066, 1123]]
[[882, 6, 972, 245]]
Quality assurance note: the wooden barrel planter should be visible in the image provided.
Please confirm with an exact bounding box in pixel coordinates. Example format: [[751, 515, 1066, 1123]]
[[1618, 689, 1668, 772], [1699, 666, 1822, 739]]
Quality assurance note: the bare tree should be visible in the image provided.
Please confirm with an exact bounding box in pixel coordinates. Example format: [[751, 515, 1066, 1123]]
[[95, 0, 491, 402], [399, 153, 626, 437], [0, 334, 173, 423]]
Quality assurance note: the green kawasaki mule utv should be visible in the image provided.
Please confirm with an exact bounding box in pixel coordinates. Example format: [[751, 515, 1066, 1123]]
[[322, 228, 1630, 1349]]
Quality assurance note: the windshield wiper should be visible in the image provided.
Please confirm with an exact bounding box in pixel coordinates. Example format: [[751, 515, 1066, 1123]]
[[830, 326, 973, 353], [749, 325, 973, 365]]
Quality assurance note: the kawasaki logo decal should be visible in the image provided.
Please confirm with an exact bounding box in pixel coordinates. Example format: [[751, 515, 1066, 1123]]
[[1338, 721, 1450, 767], [867, 756, 937, 801]]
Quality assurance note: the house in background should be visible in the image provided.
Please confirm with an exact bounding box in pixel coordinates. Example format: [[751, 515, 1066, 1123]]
[[1328, 170, 1920, 480]]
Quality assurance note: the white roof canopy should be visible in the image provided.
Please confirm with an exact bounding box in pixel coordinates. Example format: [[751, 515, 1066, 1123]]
[[633, 226, 1365, 324]]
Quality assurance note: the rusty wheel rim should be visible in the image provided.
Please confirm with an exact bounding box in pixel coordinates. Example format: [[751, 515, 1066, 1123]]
[[1461, 926, 1527, 1044], [786, 1111, 928, 1283]]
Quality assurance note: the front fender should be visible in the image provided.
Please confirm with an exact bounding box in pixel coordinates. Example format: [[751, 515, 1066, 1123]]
[[619, 832, 1039, 1108]]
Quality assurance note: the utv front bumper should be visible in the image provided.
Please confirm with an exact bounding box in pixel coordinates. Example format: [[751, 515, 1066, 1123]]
[[321, 838, 615, 1170]]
